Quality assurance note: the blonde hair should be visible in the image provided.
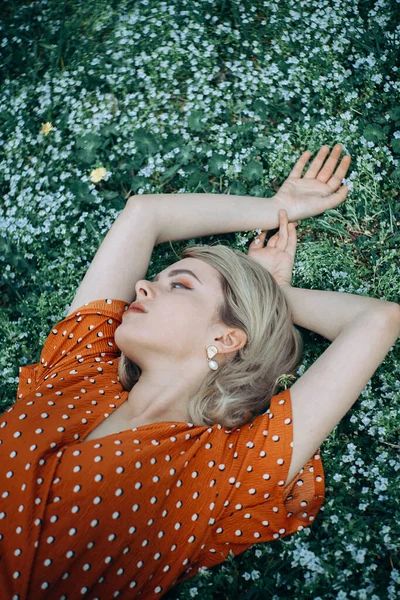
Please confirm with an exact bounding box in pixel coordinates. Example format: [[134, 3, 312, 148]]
[[117, 244, 303, 429]]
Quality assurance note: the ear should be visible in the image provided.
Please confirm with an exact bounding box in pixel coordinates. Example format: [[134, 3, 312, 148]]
[[214, 327, 247, 356]]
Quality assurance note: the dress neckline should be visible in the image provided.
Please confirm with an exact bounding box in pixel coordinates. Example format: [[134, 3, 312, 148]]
[[80, 394, 198, 445]]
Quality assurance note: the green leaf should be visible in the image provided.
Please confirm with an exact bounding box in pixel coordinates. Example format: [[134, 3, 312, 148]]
[[176, 145, 194, 165], [159, 163, 183, 182], [388, 106, 400, 124], [208, 154, 227, 176], [70, 179, 96, 205], [252, 98, 269, 119], [76, 133, 103, 151], [102, 191, 120, 200], [181, 164, 198, 176], [131, 175, 148, 192], [187, 171, 210, 190], [100, 124, 118, 137], [389, 166, 400, 180], [187, 110, 206, 132], [249, 184, 265, 197], [243, 160, 263, 182], [163, 134, 186, 153], [254, 136, 270, 149], [70, 180, 89, 196], [75, 148, 97, 165], [391, 138, 400, 154], [227, 181, 247, 195], [363, 124, 386, 142], [133, 128, 159, 155]]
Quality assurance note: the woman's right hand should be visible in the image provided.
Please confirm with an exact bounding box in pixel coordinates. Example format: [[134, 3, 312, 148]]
[[273, 144, 351, 223]]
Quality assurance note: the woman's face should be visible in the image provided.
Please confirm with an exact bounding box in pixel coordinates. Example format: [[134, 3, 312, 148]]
[[114, 258, 226, 368]]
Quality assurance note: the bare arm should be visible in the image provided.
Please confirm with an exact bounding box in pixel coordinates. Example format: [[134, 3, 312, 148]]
[[280, 285, 399, 342], [66, 191, 282, 314], [142, 192, 281, 245], [67, 201, 158, 315], [286, 306, 400, 486], [65, 144, 351, 313]]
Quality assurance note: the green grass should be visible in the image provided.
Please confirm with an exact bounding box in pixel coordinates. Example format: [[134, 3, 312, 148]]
[[1, 0, 399, 598]]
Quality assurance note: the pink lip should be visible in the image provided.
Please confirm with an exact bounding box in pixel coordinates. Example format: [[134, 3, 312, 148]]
[[127, 302, 147, 313]]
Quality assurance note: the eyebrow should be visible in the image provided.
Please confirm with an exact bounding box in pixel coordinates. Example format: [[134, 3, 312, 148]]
[[152, 269, 203, 285]]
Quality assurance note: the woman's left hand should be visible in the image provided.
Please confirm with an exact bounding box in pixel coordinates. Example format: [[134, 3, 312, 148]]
[[247, 209, 298, 287]]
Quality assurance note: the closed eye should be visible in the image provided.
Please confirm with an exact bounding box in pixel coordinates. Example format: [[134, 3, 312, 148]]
[[170, 281, 192, 290]]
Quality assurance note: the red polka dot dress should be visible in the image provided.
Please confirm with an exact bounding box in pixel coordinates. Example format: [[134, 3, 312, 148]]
[[0, 299, 325, 599]]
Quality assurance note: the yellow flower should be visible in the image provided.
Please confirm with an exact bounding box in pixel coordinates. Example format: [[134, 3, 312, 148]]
[[90, 167, 107, 183], [40, 122, 53, 135]]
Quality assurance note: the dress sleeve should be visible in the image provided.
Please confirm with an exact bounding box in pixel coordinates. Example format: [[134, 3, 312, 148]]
[[15, 298, 129, 400], [204, 387, 325, 558]]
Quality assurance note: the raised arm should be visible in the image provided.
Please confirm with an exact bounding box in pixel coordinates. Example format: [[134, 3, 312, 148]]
[[66, 201, 158, 315], [281, 284, 400, 486], [66, 192, 282, 315], [66, 144, 350, 314]]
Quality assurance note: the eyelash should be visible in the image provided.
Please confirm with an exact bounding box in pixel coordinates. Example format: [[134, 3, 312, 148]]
[[170, 281, 191, 290]]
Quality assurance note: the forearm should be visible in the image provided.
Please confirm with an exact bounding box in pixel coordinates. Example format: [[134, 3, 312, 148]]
[[135, 193, 280, 245], [281, 285, 399, 342]]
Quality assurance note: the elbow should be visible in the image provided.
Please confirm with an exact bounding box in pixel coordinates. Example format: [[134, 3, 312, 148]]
[[378, 302, 400, 337], [387, 302, 400, 331]]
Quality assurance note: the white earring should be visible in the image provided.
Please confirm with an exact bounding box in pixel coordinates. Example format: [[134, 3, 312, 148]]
[[207, 345, 219, 371]]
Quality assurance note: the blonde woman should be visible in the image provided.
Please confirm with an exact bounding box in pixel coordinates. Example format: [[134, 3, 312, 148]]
[[1, 145, 399, 599]]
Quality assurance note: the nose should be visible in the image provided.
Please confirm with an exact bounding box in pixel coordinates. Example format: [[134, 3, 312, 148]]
[[134, 279, 155, 299]]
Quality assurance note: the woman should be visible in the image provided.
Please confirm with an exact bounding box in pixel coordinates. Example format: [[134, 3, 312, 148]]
[[1, 145, 398, 599]]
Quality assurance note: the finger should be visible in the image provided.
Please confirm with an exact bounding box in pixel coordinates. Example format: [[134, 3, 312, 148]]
[[276, 210, 288, 249], [288, 150, 312, 178], [303, 145, 331, 179], [266, 231, 279, 248], [323, 184, 349, 209], [286, 222, 297, 257], [315, 143, 346, 183], [326, 155, 351, 191]]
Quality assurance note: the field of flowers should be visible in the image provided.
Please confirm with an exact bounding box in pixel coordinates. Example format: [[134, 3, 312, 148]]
[[1, 0, 399, 598]]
